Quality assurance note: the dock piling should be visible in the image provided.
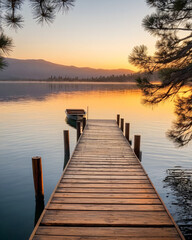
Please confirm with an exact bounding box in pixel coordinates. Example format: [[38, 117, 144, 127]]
[[117, 114, 120, 126], [134, 135, 141, 160], [63, 130, 70, 168], [125, 123, 131, 144], [32, 156, 44, 199], [83, 117, 86, 130], [76, 121, 81, 141], [120, 118, 124, 133]]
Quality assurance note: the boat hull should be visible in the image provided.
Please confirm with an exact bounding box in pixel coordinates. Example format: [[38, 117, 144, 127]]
[[65, 109, 86, 121]]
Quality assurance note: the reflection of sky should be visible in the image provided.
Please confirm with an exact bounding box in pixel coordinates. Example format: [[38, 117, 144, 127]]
[[5, 0, 155, 70]]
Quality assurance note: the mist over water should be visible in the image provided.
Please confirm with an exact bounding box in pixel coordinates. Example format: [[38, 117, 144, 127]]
[[0, 82, 191, 239]]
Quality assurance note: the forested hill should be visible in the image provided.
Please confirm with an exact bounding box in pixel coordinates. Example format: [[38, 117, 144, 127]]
[[0, 58, 134, 80]]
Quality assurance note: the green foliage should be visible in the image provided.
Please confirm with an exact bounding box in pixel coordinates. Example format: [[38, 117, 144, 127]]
[[0, 33, 13, 69], [0, 33, 13, 54], [129, 0, 192, 146], [0, 57, 8, 70], [167, 94, 192, 146], [1, 0, 75, 28]]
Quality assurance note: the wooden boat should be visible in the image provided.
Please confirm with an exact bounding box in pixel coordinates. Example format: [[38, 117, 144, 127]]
[[65, 109, 86, 121]]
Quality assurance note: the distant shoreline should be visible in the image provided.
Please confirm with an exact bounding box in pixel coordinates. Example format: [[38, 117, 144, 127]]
[[0, 80, 137, 84]]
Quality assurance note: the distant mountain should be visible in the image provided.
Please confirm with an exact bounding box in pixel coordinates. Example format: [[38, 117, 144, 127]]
[[0, 58, 134, 80]]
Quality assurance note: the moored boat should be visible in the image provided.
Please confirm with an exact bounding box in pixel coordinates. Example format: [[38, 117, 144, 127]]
[[65, 109, 86, 121]]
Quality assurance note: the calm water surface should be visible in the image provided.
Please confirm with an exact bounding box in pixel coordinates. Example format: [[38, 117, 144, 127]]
[[0, 82, 191, 239]]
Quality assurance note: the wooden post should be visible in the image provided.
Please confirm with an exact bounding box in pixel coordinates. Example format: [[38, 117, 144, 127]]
[[125, 123, 130, 142], [117, 114, 120, 126], [63, 130, 70, 157], [63, 130, 70, 168], [32, 156, 44, 199], [120, 118, 124, 133], [134, 135, 141, 160], [83, 117, 86, 130], [87, 106, 89, 120], [77, 121, 81, 141]]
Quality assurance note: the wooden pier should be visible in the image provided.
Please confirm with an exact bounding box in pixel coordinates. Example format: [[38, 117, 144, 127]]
[[30, 119, 184, 240]]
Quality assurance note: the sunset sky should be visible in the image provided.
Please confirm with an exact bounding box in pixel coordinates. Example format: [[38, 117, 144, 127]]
[[6, 0, 157, 71]]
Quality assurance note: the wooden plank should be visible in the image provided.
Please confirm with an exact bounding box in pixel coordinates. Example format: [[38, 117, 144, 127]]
[[69, 163, 140, 166], [68, 164, 140, 168], [63, 175, 148, 179], [54, 192, 158, 199], [70, 159, 138, 162], [65, 171, 146, 176], [33, 236, 181, 240], [56, 187, 155, 193], [71, 156, 136, 158], [69, 160, 139, 163], [51, 197, 161, 204], [48, 203, 164, 211], [66, 167, 143, 171], [41, 210, 173, 226], [61, 179, 151, 184], [70, 161, 139, 164], [67, 165, 143, 172], [36, 226, 180, 237], [72, 156, 135, 158], [69, 162, 140, 165], [58, 183, 153, 188], [73, 151, 134, 153]]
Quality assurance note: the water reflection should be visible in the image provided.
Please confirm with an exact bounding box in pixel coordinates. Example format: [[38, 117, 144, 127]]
[[63, 152, 70, 170], [34, 196, 44, 226], [0, 81, 137, 102], [164, 167, 192, 240], [65, 117, 77, 129]]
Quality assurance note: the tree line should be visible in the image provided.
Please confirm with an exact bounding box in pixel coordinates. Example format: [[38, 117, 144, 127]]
[[47, 73, 148, 82]]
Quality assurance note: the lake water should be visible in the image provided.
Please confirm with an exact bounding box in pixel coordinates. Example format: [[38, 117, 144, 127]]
[[0, 81, 191, 239]]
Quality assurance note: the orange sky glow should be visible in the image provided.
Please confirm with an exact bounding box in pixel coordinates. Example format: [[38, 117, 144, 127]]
[[5, 0, 156, 71]]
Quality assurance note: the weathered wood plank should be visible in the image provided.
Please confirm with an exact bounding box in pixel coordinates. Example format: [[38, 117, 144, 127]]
[[54, 192, 158, 199], [48, 203, 164, 211], [61, 179, 151, 184], [56, 187, 155, 193], [58, 183, 153, 188], [41, 210, 173, 226], [70, 159, 138, 162], [36, 226, 180, 237], [63, 175, 148, 179], [69, 162, 139, 166], [65, 171, 146, 176], [68, 164, 140, 168], [71, 156, 135, 158], [66, 167, 143, 172], [51, 197, 162, 204], [34, 236, 181, 240], [67, 166, 143, 170]]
